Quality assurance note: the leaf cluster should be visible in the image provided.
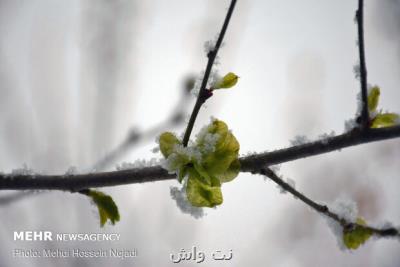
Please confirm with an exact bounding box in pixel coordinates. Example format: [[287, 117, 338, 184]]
[[159, 119, 240, 207]]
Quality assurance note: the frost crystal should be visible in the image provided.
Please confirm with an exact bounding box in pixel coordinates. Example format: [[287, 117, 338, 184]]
[[344, 118, 357, 132], [161, 144, 202, 174], [191, 72, 204, 97], [286, 177, 296, 189], [325, 196, 358, 250], [196, 122, 221, 154], [269, 164, 281, 175], [202, 133, 220, 153], [191, 69, 221, 97], [116, 158, 161, 170], [208, 70, 221, 89], [290, 135, 310, 146], [275, 176, 295, 194], [11, 164, 36, 176], [330, 197, 358, 222], [174, 144, 202, 162], [170, 185, 204, 219], [318, 131, 336, 145], [356, 91, 362, 114], [65, 166, 78, 175], [356, 85, 375, 115], [353, 63, 361, 80], [203, 37, 225, 55], [241, 151, 258, 157], [344, 85, 379, 133], [204, 39, 216, 54]]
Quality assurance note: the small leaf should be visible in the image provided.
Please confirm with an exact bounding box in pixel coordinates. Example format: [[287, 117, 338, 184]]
[[193, 162, 213, 185], [367, 86, 380, 112], [213, 72, 239, 89], [371, 113, 399, 128], [186, 169, 223, 207], [159, 132, 180, 158], [87, 190, 120, 227], [343, 218, 372, 250], [193, 162, 221, 187], [201, 120, 240, 180]]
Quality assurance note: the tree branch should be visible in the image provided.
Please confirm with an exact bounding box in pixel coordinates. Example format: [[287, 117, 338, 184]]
[[239, 126, 400, 172], [259, 167, 399, 238], [356, 0, 369, 129], [1, 125, 399, 192], [182, 0, 237, 146]]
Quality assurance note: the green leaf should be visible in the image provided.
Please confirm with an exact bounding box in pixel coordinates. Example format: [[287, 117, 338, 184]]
[[159, 118, 240, 208], [196, 119, 229, 153], [186, 168, 223, 207], [87, 190, 120, 227], [159, 132, 180, 158], [367, 86, 380, 113], [343, 218, 372, 250], [193, 162, 221, 187], [371, 113, 399, 128], [201, 120, 240, 181], [193, 162, 213, 185], [213, 72, 239, 89]]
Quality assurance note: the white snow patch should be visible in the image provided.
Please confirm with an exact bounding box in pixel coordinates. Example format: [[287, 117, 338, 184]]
[[325, 196, 358, 250], [116, 158, 161, 171], [196, 123, 220, 154], [170, 185, 204, 219]]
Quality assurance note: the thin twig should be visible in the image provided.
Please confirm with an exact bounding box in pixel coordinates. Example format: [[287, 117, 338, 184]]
[[182, 0, 237, 146], [356, 0, 369, 129], [259, 167, 399, 238], [0, 125, 399, 192]]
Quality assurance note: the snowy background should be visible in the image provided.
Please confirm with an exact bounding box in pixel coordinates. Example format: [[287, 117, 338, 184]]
[[0, 0, 400, 266]]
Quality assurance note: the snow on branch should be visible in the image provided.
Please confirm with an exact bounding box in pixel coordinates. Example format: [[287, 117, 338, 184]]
[[259, 167, 400, 244], [1, 125, 400, 192]]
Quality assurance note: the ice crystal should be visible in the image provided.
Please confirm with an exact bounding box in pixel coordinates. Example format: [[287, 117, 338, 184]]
[[290, 135, 310, 146]]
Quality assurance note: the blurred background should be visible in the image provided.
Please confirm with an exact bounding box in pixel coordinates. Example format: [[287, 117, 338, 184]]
[[0, 0, 399, 266]]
